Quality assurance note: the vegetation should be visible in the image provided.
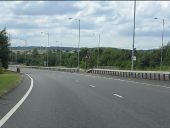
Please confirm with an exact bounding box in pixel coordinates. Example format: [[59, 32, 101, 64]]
[[0, 67, 5, 74], [9, 43, 170, 71], [0, 71, 22, 96], [0, 29, 10, 69]]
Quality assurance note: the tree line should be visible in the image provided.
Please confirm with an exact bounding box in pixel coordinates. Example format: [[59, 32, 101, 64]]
[[10, 44, 170, 70], [0, 28, 169, 71]]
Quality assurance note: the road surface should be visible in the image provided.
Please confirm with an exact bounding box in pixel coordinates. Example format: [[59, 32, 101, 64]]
[[1, 68, 170, 128]]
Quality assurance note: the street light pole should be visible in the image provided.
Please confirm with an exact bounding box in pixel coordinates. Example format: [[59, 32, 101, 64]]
[[56, 41, 62, 66], [47, 32, 49, 67], [56, 41, 59, 66], [131, 0, 136, 70], [161, 19, 164, 69], [8, 33, 12, 63], [154, 18, 165, 70], [68, 18, 80, 71], [19, 39, 27, 65], [24, 40, 27, 65], [41, 32, 49, 67], [97, 34, 100, 68], [78, 19, 80, 70], [60, 42, 62, 67]]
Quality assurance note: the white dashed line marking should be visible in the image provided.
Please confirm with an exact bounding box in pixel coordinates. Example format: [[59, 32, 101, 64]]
[[113, 94, 124, 99], [89, 85, 96, 88], [75, 73, 170, 89]]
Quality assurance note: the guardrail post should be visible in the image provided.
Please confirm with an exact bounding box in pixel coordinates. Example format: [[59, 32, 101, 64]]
[[154, 73, 156, 80], [163, 74, 165, 81], [169, 74, 170, 81], [150, 73, 151, 80], [158, 74, 160, 80]]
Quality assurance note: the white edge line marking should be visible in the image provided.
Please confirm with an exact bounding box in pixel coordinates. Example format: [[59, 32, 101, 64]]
[[113, 94, 124, 99], [89, 85, 95, 88], [0, 74, 33, 127]]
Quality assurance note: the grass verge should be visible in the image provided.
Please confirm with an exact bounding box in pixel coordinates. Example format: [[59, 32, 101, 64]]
[[0, 71, 22, 97]]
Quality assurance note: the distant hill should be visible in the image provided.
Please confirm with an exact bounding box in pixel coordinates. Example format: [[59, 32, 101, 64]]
[[11, 46, 159, 53], [11, 46, 78, 52], [10, 46, 114, 52]]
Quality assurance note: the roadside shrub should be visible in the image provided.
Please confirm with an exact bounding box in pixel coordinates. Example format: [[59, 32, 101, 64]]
[[0, 67, 5, 74]]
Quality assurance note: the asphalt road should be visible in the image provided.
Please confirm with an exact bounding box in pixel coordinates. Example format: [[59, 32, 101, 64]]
[[2, 68, 170, 128]]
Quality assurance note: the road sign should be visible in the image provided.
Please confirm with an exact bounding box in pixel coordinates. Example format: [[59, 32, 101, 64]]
[[133, 56, 136, 61]]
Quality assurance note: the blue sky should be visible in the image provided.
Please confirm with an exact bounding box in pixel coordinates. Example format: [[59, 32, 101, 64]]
[[1, 1, 170, 50]]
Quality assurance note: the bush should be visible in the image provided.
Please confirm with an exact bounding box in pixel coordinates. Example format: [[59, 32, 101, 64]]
[[0, 67, 5, 74]]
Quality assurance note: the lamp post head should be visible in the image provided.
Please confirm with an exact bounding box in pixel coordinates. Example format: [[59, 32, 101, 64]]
[[68, 18, 73, 20], [154, 17, 158, 20]]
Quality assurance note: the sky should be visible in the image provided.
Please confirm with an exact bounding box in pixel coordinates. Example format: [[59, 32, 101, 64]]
[[1, 1, 170, 50]]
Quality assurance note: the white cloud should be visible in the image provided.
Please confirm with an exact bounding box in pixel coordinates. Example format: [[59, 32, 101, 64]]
[[0, 1, 170, 49]]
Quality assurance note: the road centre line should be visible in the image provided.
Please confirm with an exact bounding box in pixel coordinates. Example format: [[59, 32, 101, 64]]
[[89, 85, 96, 88], [113, 94, 124, 99]]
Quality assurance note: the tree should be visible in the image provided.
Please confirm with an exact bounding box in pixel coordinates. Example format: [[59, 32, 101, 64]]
[[0, 29, 10, 69], [31, 48, 40, 66]]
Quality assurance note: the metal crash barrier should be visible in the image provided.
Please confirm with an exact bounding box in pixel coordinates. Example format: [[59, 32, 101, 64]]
[[87, 69, 170, 81], [9, 65, 79, 73]]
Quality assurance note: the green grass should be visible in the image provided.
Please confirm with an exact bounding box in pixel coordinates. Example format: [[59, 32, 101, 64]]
[[0, 71, 22, 96]]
